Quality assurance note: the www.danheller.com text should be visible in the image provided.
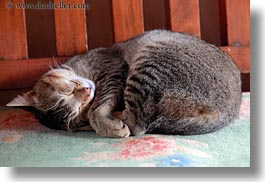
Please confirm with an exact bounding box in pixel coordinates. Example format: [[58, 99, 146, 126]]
[[5, 1, 90, 10]]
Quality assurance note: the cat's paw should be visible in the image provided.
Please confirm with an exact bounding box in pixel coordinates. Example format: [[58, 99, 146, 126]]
[[91, 118, 130, 138], [111, 121, 131, 138], [100, 121, 130, 138]]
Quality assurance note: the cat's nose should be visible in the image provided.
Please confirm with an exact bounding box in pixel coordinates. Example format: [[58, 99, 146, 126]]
[[84, 87, 91, 95]]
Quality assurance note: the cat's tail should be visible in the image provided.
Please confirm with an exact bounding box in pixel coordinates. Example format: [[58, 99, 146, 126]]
[[146, 96, 239, 135], [147, 111, 232, 135]]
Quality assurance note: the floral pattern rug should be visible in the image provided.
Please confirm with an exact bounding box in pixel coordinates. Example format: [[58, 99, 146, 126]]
[[0, 93, 250, 167]]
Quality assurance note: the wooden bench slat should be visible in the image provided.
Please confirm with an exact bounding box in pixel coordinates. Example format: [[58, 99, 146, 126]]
[[54, 0, 88, 56], [111, 0, 144, 42], [143, 0, 168, 30], [199, 0, 224, 45], [221, 46, 250, 73], [0, 0, 28, 60], [225, 0, 250, 46], [25, 0, 57, 58], [168, 0, 201, 37], [86, 0, 114, 49]]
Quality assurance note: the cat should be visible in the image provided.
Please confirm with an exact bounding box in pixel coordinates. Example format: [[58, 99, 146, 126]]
[[7, 30, 242, 138]]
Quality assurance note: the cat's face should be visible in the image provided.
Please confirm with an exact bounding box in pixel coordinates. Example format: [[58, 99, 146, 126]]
[[7, 68, 95, 131]]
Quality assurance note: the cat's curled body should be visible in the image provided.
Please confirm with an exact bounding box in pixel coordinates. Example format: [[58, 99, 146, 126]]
[[8, 30, 241, 137], [112, 30, 241, 135]]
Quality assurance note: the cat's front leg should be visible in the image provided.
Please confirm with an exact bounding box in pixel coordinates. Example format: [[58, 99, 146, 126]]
[[121, 108, 146, 136], [89, 102, 130, 138]]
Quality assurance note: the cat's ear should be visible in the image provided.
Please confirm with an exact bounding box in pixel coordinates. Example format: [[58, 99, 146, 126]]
[[6, 90, 37, 107]]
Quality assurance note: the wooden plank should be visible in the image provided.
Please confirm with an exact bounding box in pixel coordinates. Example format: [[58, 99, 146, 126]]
[[111, 0, 144, 42], [225, 0, 250, 46], [86, 0, 114, 49], [221, 46, 250, 73], [143, 0, 168, 30], [0, 0, 28, 60], [25, 0, 57, 58], [219, 0, 228, 46], [0, 57, 68, 89], [168, 0, 201, 37], [199, 0, 222, 45], [54, 0, 88, 56]]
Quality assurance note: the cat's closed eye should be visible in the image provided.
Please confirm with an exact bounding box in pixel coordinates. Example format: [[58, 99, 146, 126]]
[[41, 75, 76, 96]]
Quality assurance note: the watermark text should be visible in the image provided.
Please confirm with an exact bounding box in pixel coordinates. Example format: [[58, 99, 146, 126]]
[[6, 1, 90, 10]]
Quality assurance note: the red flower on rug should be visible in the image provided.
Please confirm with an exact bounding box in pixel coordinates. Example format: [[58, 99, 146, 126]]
[[1, 134, 23, 143], [0, 109, 50, 132], [114, 136, 175, 159]]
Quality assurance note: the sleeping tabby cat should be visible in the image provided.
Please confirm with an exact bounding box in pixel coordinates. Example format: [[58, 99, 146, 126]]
[[7, 30, 242, 138]]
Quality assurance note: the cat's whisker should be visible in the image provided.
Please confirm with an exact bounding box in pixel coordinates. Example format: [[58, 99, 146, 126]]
[[52, 56, 61, 69], [66, 120, 72, 132], [46, 64, 54, 70]]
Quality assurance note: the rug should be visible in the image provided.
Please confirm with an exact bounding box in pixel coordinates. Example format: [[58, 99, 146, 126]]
[[0, 93, 250, 167]]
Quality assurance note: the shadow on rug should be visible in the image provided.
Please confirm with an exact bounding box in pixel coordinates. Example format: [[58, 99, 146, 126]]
[[0, 93, 250, 167]]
